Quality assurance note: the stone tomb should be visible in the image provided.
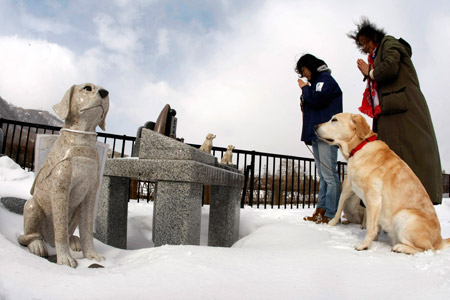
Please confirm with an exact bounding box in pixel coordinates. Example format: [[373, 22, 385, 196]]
[[95, 129, 244, 249]]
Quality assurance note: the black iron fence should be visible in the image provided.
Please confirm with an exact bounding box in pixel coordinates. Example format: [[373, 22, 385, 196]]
[[0, 118, 135, 170], [189, 144, 348, 209], [444, 174, 450, 197], [1, 118, 448, 208]]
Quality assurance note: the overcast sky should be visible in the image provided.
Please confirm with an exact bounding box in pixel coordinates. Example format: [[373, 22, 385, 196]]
[[0, 0, 449, 171]]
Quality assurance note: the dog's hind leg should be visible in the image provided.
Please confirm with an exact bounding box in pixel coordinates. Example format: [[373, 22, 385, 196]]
[[392, 243, 421, 254], [361, 209, 367, 229], [69, 236, 81, 252], [329, 178, 353, 226], [391, 212, 436, 254], [18, 198, 49, 257]]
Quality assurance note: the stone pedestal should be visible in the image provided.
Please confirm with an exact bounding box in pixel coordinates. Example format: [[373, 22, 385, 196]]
[[95, 176, 129, 249], [209, 185, 241, 247], [153, 181, 203, 246], [95, 129, 244, 249]]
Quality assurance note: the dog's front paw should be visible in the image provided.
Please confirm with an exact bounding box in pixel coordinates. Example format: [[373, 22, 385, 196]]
[[354, 242, 370, 251], [85, 252, 105, 262], [69, 235, 81, 252], [28, 239, 48, 257], [328, 217, 339, 226], [57, 254, 78, 268]]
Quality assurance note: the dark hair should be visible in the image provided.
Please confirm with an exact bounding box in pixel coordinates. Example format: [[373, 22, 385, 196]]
[[295, 54, 328, 81], [348, 17, 386, 53]]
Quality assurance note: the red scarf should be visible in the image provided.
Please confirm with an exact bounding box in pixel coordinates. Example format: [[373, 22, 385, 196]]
[[359, 48, 381, 118]]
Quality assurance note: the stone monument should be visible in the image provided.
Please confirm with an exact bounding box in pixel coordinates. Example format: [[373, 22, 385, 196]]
[[95, 128, 244, 248], [18, 83, 109, 268]]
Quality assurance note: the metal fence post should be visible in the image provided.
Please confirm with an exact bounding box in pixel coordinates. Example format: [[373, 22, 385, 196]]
[[0, 120, 4, 155], [241, 166, 249, 208], [248, 151, 256, 207]]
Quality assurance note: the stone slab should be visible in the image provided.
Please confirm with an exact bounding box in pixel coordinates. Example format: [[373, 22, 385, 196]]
[[139, 129, 216, 165], [103, 158, 243, 188]]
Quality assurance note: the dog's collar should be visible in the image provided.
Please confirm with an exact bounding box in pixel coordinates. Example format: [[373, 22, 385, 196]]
[[349, 135, 377, 158], [60, 128, 98, 136]]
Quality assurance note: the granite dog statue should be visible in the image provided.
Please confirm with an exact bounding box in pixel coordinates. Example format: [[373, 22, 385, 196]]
[[199, 133, 216, 154], [220, 145, 235, 165], [18, 83, 109, 267]]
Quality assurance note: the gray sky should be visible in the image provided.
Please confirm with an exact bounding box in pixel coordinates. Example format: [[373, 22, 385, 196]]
[[0, 0, 449, 171]]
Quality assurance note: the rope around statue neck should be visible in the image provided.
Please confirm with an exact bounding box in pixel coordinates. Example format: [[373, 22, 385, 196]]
[[60, 128, 98, 136]]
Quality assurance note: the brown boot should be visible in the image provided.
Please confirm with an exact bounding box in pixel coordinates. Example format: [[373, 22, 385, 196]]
[[303, 208, 325, 222], [315, 216, 331, 224]]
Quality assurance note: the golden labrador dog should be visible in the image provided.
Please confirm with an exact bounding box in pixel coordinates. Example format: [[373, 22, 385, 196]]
[[18, 83, 109, 267], [316, 113, 450, 254]]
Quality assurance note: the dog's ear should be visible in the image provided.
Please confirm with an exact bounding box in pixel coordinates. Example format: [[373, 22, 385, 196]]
[[352, 114, 371, 139], [53, 85, 75, 120]]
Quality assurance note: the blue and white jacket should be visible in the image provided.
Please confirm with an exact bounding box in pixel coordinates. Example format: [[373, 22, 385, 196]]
[[300, 70, 343, 144]]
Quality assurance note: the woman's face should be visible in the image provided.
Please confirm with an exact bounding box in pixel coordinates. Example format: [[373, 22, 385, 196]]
[[300, 67, 312, 81], [358, 35, 376, 54]]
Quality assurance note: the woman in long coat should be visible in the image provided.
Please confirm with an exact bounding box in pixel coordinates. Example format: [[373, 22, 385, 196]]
[[349, 17, 442, 204]]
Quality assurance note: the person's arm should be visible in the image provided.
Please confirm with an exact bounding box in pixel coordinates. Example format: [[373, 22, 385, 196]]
[[301, 76, 338, 109], [372, 39, 402, 83]]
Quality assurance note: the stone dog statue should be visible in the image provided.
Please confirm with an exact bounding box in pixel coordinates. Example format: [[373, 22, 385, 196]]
[[18, 83, 109, 268], [199, 133, 216, 154], [220, 145, 235, 165]]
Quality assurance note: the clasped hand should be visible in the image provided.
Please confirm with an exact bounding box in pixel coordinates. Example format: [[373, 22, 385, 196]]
[[357, 59, 370, 77], [297, 78, 310, 88]]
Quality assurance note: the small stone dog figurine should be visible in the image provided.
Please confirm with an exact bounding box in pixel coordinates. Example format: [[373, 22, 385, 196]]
[[220, 145, 235, 165], [199, 133, 216, 154], [18, 83, 109, 268]]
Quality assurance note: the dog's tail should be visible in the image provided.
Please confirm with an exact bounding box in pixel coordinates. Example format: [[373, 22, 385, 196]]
[[437, 238, 450, 250], [18, 232, 41, 246]]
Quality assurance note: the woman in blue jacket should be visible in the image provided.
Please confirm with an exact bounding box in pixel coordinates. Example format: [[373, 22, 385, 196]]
[[295, 54, 343, 224]]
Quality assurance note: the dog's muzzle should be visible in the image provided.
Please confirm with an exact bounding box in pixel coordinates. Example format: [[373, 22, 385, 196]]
[[314, 125, 334, 143], [99, 89, 109, 99], [79, 88, 109, 113]]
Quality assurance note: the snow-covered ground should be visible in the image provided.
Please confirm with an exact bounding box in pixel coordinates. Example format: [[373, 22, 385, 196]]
[[1, 155, 450, 300]]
